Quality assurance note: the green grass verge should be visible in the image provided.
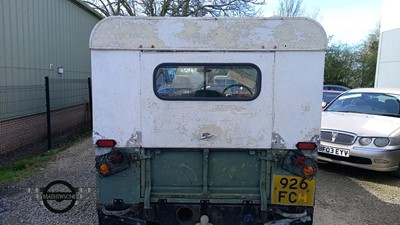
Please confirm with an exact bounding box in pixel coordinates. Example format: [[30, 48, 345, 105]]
[[0, 132, 90, 184]]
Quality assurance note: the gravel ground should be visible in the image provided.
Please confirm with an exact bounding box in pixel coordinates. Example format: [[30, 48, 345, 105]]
[[0, 137, 399, 225], [314, 162, 400, 225], [0, 137, 97, 225]]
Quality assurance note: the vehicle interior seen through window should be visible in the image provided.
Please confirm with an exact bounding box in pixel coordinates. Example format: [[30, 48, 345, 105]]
[[326, 92, 400, 116], [154, 64, 260, 100]]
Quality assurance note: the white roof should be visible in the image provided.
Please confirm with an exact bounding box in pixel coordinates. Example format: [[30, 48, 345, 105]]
[[90, 16, 327, 51]]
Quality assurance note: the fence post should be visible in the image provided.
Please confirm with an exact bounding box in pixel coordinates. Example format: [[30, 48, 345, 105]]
[[45, 77, 52, 150], [88, 77, 93, 130]]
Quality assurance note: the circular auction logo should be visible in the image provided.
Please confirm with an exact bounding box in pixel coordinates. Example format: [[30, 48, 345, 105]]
[[41, 180, 77, 213]]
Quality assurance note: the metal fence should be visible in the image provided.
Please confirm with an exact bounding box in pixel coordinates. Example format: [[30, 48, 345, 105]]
[[1, 77, 91, 122], [0, 85, 46, 121], [48, 78, 91, 111], [0, 77, 92, 161]]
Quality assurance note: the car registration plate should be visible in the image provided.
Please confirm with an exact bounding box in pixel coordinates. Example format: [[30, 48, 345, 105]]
[[271, 175, 315, 206], [318, 145, 350, 157]]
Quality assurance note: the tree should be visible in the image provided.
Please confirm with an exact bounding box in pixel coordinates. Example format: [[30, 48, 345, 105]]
[[277, 0, 304, 17], [84, 0, 266, 17], [276, 0, 320, 19], [324, 38, 357, 87], [352, 26, 380, 87], [324, 25, 380, 88]]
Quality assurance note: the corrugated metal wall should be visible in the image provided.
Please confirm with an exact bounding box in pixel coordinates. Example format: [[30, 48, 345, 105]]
[[0, 0, 101, 120]]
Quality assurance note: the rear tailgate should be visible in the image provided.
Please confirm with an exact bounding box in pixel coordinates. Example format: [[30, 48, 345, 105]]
[[145, 149, 268, 204]]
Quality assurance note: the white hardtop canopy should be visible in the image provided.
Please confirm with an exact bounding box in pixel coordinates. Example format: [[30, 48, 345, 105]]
[[90, 16, 327, 149], [90, 16, 327, 51]]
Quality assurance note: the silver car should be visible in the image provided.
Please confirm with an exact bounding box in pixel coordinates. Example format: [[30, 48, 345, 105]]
[[318, 88, 400, 177]]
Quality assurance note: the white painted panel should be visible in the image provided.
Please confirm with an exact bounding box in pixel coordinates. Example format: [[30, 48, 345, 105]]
[[379, 29, 400, 63], [91, 50, 142, 146], [375, 28, 400, 88], [376, 0, 400, 88], [273, 52, 324, 149], [140, 52, 274, 149], [375, 62, 400, 88]]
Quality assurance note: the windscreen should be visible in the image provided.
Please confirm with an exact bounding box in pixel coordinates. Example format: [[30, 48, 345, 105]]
[[326, 92, 400, 116]]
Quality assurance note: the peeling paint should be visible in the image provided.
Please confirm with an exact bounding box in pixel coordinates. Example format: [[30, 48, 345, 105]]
[[90, 17, 327, 51], [272, 132, 286, 149], [126, 131, 142, 147], [309, 134, 320, 143], [93, 131, 106, 141], [303, 128, 321, 141]]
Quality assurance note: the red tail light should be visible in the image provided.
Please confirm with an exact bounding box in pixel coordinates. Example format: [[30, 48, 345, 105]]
[[296, 142, 317, 150], [293, 156, 306, 168], [96, 139, 117, 147], [95, 149, 130, 176], [110, 151, 124, 164]]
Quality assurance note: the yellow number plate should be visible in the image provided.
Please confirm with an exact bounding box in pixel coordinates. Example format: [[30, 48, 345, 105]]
[[271, 175, 315, 206]]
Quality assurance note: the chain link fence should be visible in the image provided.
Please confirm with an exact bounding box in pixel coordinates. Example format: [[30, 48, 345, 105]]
[[0, 77, 92, 167]]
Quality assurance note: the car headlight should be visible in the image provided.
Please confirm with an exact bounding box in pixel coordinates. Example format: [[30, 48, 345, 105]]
[[373, 138, 390, 147], [359, 137, 372, 146]]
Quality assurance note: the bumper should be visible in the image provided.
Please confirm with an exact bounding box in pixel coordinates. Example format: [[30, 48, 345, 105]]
[[318, 144, 400, 172], [318, 154, 399, 172], [97, 203, 314, 225]]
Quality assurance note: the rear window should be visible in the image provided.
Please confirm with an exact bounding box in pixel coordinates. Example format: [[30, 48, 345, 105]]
[[154, 64, 261, 100]]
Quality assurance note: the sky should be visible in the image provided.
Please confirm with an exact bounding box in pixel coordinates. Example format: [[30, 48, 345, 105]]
[[262, 0, 382, 45]]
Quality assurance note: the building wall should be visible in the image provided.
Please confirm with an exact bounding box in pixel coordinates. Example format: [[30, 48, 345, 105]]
[[0, 0, 101, 119], [0, 0, 100, 166], [375, 0, 400, 88]]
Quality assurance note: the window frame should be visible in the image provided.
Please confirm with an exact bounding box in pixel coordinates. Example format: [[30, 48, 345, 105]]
[[153, 63, 262, 101]]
